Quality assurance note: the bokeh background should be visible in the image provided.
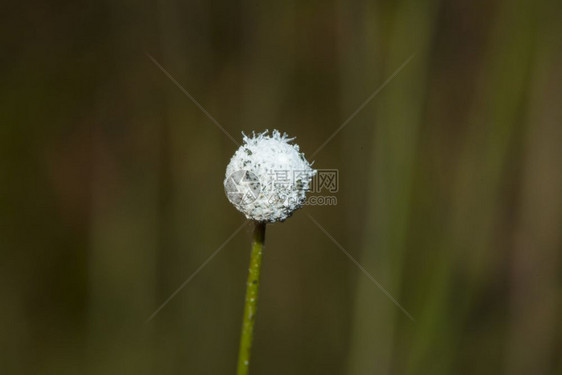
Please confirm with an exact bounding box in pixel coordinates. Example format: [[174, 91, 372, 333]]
[[2, 0, 562, 374]]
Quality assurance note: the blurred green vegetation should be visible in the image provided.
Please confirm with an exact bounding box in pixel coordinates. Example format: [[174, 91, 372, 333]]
[[1, 0, 561, 374]]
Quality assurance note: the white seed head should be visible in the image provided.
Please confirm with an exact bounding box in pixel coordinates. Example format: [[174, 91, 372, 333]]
[[224, 130, 317, 223]]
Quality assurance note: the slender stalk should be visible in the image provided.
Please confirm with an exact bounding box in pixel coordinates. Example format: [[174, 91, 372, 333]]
[[237, 221, 266, 375]]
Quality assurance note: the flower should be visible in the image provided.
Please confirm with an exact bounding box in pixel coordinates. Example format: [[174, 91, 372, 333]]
[[224, 130, 317, 223]]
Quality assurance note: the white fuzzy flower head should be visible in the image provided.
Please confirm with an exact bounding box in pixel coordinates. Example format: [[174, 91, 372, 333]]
[[224, 130, 317, 223]]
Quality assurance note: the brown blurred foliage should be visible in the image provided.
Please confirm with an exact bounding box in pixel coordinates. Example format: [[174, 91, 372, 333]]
[[1, 0, 561, 374]]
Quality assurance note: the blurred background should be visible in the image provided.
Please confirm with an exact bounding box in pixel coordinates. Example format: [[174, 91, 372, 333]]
[[2, 0, 562, 373]]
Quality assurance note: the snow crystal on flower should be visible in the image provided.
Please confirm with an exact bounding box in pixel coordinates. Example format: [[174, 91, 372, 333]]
[[224, 130, 317, 223]]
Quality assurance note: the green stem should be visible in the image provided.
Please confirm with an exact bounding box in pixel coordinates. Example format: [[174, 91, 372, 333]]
[[236, 221, 266, 375]]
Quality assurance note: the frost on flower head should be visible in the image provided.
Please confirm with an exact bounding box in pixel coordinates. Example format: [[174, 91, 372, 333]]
[[224, 130, 317, 223]]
